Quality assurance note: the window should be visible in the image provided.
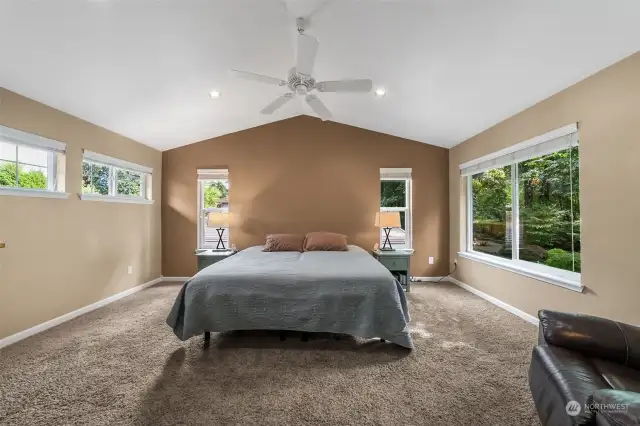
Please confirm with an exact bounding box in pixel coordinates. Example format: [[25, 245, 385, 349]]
[[0, 125, 67, 198], [470, 165, 513, 260], [197, 169, 230, 249], [380, 168, 412, 249], [80, 150, 152, 204], [461, 124, 581, 290]]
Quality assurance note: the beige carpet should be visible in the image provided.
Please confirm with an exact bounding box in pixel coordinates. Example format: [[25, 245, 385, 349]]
[[0, 282, 539, 426]]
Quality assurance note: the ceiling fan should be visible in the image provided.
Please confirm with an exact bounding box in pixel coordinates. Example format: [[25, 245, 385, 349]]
[[230, 17, 373, 121]]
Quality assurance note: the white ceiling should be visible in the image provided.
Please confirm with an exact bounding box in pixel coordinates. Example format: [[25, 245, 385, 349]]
[[1, 0, 639, 151]]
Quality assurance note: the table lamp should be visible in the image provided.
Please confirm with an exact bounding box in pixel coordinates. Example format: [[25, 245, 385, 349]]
[[207, 212, 232, 250], [375, 211, 401, 251]]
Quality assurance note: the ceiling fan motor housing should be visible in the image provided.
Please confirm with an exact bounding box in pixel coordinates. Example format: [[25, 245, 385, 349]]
[[288, 67, 316, 94]]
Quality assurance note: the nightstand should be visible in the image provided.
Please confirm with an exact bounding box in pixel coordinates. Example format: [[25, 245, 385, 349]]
[[372, 249, 414, 292], [194, 249, 236, 272]]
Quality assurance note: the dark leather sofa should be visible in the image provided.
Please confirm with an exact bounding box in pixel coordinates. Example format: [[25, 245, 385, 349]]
[[529, 310, 640, 426]]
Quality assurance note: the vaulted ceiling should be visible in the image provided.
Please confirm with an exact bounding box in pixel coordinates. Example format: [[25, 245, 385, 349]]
[[1, 0, 638, 151]]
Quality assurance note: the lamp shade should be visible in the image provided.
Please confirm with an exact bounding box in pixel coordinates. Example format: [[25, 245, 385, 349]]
[[207, 212, 232, 227], [375, 211, 401, 228]]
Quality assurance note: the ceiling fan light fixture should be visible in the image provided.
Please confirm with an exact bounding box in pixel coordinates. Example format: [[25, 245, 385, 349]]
[[229, 17, 374, 118], [374, 88, 387, 98], [209, 90, 221, 99]]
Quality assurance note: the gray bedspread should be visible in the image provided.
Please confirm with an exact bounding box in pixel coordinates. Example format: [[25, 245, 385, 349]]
[[166, 245, 413, 348]]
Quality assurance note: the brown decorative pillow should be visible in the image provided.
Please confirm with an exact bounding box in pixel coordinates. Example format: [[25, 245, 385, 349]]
[[263, 234, 305, 252], [303, 232, 348, 251]]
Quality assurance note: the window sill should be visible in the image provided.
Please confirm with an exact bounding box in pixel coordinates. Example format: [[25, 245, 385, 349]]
[[0, 187, 69, 199], [79, 194, 153, 204], [457, 251, 583, 293]]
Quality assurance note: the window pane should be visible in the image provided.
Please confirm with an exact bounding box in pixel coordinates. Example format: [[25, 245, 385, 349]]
[[0, 141, 17, 162], [0, 160, 17, 187], [472, 165, 512, 259], [82, 162, 110, 195], [16, 145, 48, 189], [203, 180, 229, 208], [518, 146, 580, 272], [116, 169, 142, 196], [82, 161, 93, 193], [381, 180, 406, 208], [380, 210, 407, 248], [0, 141, 18, 188], [204, 216, 230, 248]]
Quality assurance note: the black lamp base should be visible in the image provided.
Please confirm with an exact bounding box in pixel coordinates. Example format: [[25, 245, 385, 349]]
[[381, 227, 394, 250], [215, 228, 227, 250]]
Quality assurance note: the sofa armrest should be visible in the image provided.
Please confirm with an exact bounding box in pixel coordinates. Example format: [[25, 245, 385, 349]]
[[538, 310, 640, 368], [590, 389, 640, 426]]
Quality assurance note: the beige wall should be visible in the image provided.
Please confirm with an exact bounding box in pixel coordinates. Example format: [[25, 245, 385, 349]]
[[449, 52, 640, 325], [163, 116, 449, 278], [0, 88, 162, 340]]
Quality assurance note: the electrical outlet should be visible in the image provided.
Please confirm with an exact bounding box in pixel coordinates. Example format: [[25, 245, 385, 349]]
[[127, 265, 133, 275], [428, 257, 434, 265], [454, 259, 458, 266]]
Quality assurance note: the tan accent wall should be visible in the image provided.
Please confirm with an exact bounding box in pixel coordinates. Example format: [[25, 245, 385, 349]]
[[0, 88, 162, 340], [163, 116, 449, 277], [449, 52, 640, 325]]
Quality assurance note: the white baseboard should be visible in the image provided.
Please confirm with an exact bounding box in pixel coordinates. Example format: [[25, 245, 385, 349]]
[[0, 277, 163, 350], [161, 276, 191, 282], [411, 276, 446, 282], [447, 277, 539, 326]]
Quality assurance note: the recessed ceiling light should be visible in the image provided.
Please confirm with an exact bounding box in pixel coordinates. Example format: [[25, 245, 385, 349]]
[[209, 90, 221, 99], [374, 88, 387, 98]]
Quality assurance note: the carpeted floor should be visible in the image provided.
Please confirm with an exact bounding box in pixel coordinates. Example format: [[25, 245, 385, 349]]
[[0, 282, 539, 426]]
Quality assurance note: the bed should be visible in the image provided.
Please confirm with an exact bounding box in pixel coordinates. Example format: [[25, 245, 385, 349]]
[[166, 245, 413, 348]]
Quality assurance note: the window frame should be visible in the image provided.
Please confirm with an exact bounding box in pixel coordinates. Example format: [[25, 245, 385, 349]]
[[0, 125, 68, 199], [380, 168, 413, 250], [80, 150, 152, 204], [197, 169, 230, 250], [460, 124, 582, 292]]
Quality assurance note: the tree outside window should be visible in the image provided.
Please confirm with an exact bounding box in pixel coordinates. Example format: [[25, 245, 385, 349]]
[[0, 142, 49, 190], [471, 146, 580, 272]]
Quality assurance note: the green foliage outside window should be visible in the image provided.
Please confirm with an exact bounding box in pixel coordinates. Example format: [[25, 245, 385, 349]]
[[0, 162, 47, 189], [380, 180, 406, 208], [116, 169, 142, 196], [82, 162, 109, 195], [545, 248, 581, 272], [472, 166, 512, 222], [82, 162, 143, 197], [380, 180, 407, 229], [204, 181, 229, 208], [472, 147, 580, 272]]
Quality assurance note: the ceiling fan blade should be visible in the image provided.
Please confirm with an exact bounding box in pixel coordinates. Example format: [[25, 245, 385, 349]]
[[230, 69, 286, 86], [296, 34, 319, 76], [306, 94, 332, 121], [261, 93, 294, 115], [316, 79, 373, 93]]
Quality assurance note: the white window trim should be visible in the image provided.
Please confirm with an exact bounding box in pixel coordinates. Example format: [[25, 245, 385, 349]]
[[79, 193, 153, 204], [0, 187, 69, 199], [197, 169, 228, 180], [83, 150, 152, 174], [458, 251, 583, 293], [0, 125, 67, 197], [462, 124, 582, 292], [459, 123, 578, 174], [1, 125, 66, 153], [197, 170, 230, 250], [380, 168, 412, 249], [80, 151, 152, 203]]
